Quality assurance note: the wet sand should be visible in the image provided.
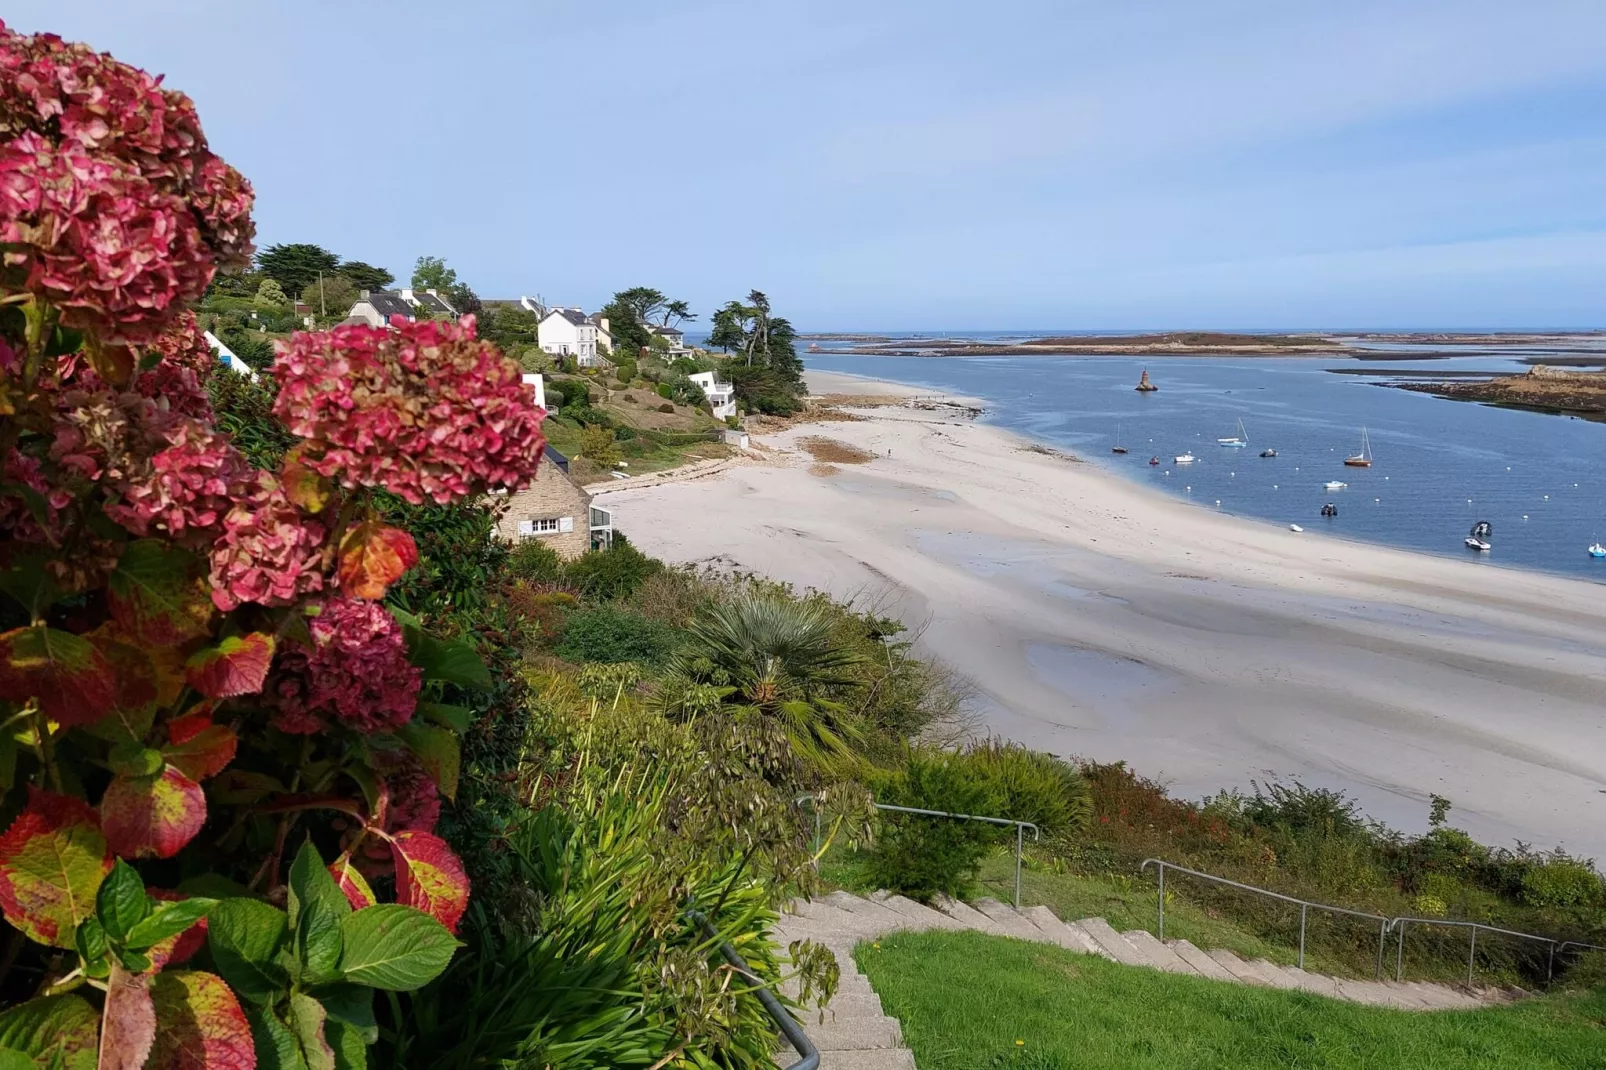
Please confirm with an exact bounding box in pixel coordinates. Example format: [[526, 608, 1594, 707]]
[[604, 370, 1606, 856]]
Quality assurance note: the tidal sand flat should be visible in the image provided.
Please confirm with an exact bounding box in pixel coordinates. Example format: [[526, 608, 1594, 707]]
[[603, 370, 1606, 856]]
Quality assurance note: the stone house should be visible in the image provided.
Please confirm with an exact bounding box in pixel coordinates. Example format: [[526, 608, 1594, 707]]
[[494, 446, 612, 558]]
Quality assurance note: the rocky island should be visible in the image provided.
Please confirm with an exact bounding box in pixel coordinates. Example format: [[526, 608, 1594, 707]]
[[1393, 364, 1606, 420]]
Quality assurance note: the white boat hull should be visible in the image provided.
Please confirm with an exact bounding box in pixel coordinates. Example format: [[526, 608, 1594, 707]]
[[1174, 455, 1195, 464], [1324, 481, 1347, 490], [1465, 538, 1491, 552], [1589, 543, 1606, 558]]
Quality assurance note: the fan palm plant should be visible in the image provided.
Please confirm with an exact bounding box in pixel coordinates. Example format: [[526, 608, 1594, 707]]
[[663, 591, 868, 770]]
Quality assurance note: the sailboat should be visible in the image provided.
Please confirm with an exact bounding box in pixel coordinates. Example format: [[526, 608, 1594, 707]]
[[1111, 422, 1128, 454], [1218, 418, 1248, 448], [1344, 428, 1373, 468]]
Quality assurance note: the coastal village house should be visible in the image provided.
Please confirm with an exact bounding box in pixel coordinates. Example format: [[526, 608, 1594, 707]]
[[646, 323, 691, 357], [345, 288, 458, 327], [491, 371, 610, 557], [518, 295, 547, 319], [537, 307, 601, 366], [688, 370, 737, 420], [586, 312, 612, 354]]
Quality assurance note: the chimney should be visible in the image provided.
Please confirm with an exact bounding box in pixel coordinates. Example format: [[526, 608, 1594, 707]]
[[359, 289, 370, 300], [426, 288, 438, 297]]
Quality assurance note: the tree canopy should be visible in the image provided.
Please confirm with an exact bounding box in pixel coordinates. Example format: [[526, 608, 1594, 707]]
[[255, 242, 341, 295], [339, 259, 394, 290], [711, 290, 804, 413], [412, 255, 480, 314], [300, 273, 359, 317]]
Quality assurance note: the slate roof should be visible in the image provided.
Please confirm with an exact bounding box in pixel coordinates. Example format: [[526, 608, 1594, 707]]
[[543, 445, 570, 473], [546, 308, 588, 326], [362, 291, 414, 319], [414, 291, 456, 315]]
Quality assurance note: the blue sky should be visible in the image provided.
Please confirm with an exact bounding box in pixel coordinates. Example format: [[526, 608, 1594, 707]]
[[15, 1, 1606, 329]]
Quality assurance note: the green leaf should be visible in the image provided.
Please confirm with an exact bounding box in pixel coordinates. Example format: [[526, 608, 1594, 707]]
[[0, 556, 63, 618], [123, 896, 216, 952], [314, 984, 375, 1044], [106, 540, 213, 647], [337, 905, 457, 991], [298, 904, 344, 986], [207, 898, 291, 1004], [288, 840, 350, 924], [415, 701, 473, 734], [396, 721, 460, 801], [410, 635, 491, 690], [96, 859, 149, 942], [288, 992, 334, 1070], [326, 1019, 367, 1070], [0, 1048, 34, 1070], [118, 949, 152, 972], [247, 1006, 307, 1070], [0, 993, 99, 1070], [75, 915, 108, 964], [107, 743, 164, 778]]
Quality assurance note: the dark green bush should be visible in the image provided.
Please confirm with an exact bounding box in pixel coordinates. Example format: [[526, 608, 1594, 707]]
[[656, 383, 673, 400], [553, 607, 676, 665], [961, 740, 1092, 836], [866, 752, 1005, 901], [508, 538, 566, 583], [565, 535, 663, 601], [1521, 859, 1604, 908]]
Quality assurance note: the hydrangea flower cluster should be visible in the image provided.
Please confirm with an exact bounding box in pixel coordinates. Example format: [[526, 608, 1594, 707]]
[[272, 316, 547, 505], [136, 311, 216, 418], [207, 484, 328, 612], [269, 596, 420, 735], [104, 421, 246, 542], [0, 21, 254, 340]]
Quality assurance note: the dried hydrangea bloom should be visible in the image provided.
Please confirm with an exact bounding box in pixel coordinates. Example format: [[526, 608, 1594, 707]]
[[207, 482, 328, 611], [272, 316, 546, 505], [268, 596, 421, 735]]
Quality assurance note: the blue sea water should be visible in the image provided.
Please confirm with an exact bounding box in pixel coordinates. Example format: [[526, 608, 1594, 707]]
[[803, 351, 1606, 583]]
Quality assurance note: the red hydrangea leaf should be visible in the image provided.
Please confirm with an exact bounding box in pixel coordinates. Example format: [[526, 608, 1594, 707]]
[[390, 830, 469, 934], [147, 890, 209, 969], [0, 788, 113, 948], [100, 767, 206, 860], [328, 858, 376, 911], [396, 722, 460, 802], [165, 704, 220, 745], [81, 637, 160, 745], [0, 625, 117, 728], [148, 971, 255, 1070], [99, 962, 156, 1070], [162, 726, 237, 783], [184, 634, 275, 699], [337, 522, 418, 601], [280, 450, 332, 514], [107, 541, 213, 647]]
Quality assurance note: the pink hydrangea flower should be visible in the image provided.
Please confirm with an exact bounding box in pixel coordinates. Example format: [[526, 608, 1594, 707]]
[[271, 316, 547, 505], [268, 596, 420, 735], [105, 421, 246, 541], [207, 483, 328, 611], [0, 450, 73, 545]]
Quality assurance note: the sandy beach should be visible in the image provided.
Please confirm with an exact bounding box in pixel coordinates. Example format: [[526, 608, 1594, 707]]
[[602, 370, 1606, 857]]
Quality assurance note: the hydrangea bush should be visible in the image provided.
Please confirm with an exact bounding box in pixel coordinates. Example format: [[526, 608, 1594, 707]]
[[0, 20, 545, 1069]]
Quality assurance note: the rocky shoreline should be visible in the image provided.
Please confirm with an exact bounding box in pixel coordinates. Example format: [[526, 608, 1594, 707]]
[[1391, 365, 1606, 420]]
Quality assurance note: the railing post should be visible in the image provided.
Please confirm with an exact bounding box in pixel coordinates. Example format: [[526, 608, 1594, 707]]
[[1376, 920, 1386, 979], [1156, 863, 1165, 941], [813, 805, 822, 870], [1014, 823, 1024, 908], [1467, 926, 1477, 988], [1298, 904, 1307, 970], [1547, 942, 1556, 986], [1396, 921, 1406, 982]]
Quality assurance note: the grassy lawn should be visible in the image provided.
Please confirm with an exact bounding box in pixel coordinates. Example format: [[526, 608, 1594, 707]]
[[857, 931, 1606, 1070]]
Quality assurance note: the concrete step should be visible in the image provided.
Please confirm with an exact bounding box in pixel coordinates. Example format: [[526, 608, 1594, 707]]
[[825, 891, 913, 933], [799, 1049, 918, 1070], [1245, 958, 1302, 990], [931, 895, 1008, 935], [1076, 917, 1152, 967], [786, 899, 883, 935], [1204, 947, 1276, 986], [1021, 905, 1109, 958], [808, 1016, 903, 1051], [869, 892, 968, 931], [1283, 966, 1342, 998], [1333, 976, 1420, 1009], [1120, 928, 1198, 976], [1167, 939, 1239, 982], [971, 898, 1047, 942]]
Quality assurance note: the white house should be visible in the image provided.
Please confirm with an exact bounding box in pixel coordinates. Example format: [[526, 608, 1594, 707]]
[[204, 331, 257, 380], [646, 323, 691, 357], [537, 307, 600, 366], [586, 312, 613, 354], [688, 370, 737, 420], [345, 288, 457, 327], [519, 295, 546, 318], [521, 372, 546, 411]]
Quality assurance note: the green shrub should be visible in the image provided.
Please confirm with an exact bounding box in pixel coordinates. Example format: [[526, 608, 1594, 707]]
[[866, 752, 1005, 901], [553, 607, 676, 665], [656, 383, 673, 399], [566, 535, 663, 601], [614, 359, 637, 383], [960, 741, 1092, 836], [1520, 859, 1603, 907], [508, 538, 566, 582]]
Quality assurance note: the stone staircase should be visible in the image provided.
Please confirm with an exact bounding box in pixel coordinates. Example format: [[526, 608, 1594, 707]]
[[770, 890, 1524, 1069]]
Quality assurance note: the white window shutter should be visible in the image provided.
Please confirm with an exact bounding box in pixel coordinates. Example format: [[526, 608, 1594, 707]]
[[559, 516, 574, 533], [518, 520, 533, 535]]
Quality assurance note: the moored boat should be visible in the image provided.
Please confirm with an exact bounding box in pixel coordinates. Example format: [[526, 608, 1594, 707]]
[[1218, 417, 1248, 447], [1259, 448, 1277, 458], [1344, 428, 1373, 467], [1174, 453, 1195, 464], [1466, 521, 1492, 552], [1589, 542, 1606, 559], [1323, 480, 1347, 490]]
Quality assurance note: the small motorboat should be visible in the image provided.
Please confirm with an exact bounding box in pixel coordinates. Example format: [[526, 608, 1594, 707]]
[[1589, 543, 1606, 558], [1148, 456, 1160, 465], [1320, 503, 1337, 518], [1174, 453, 1195, 464], [1465, 537, 1491, 552], [1259, 448, 1277, 458], [1465, 520, 1491, 552], [1289, 524, 1304, 532], [1324, 480, 1347, 490]]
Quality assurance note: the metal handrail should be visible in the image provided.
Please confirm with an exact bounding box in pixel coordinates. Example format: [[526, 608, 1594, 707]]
[[1389, 918, 1606, 986], [796, 795, 1041, 907], [688, 908, 819, 1070], [1141, 859, 1391, 974]]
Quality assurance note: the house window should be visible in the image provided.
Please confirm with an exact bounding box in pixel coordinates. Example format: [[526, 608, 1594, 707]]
[[517, 517, 571, 540]]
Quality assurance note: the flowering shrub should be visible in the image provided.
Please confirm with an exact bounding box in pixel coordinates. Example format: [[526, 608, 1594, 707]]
[[0, 19, 544, 1070]]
